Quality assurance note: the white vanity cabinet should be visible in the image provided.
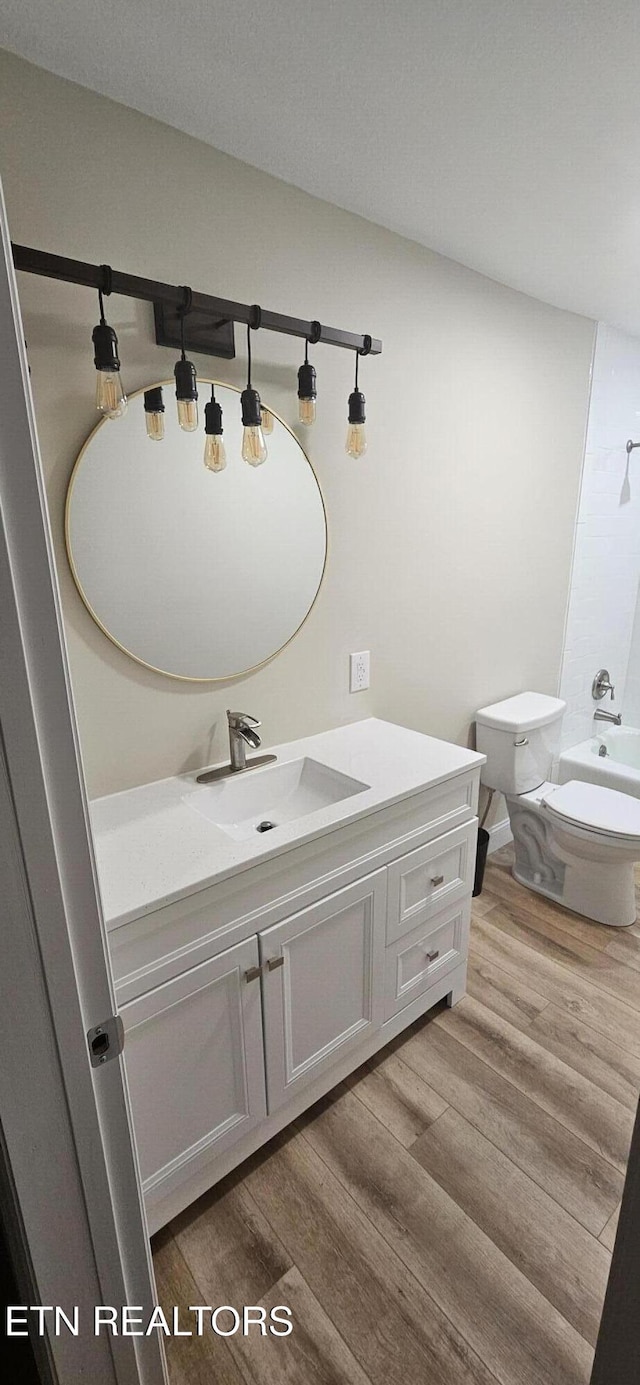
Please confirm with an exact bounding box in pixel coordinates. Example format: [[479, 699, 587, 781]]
[[97, 720, 484, 1233]]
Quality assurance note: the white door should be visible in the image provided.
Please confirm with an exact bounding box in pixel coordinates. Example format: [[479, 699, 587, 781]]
[[122, 936, 267, 1223], [0, 184, 166, 1384], [260, 870, 387, 1112]]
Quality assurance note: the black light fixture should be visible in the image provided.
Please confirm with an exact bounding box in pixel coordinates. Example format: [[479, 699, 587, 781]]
[[204, 384, 227, 472], [92, 268, 126, 419], [144, 386, 165, 442], [346, 338, 370, 458], [297, 340, 317, 426], [241, 315, 267, 466], [174, 287, 198, 432]]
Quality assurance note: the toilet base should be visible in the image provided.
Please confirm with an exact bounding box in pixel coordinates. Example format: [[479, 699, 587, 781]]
[[507, 793, 637, 928], [511, 862, 635, 928]]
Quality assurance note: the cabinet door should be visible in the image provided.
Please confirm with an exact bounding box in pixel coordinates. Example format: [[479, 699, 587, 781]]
[[120, 936, 266, 1210], [260, 870, 386, 1113]]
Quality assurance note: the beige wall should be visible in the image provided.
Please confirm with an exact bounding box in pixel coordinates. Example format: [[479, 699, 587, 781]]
[[0, 51, 595, 800]]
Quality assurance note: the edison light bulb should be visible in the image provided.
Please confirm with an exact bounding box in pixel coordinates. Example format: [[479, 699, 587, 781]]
[[346, 386, 366, 458], [204, 434, 227, 472], [241, 386, 268, 466], [177, 397, 198, 431], [144, 386, 165, 440], [204, 392, 226, 471], [346, 422, 367, 458], [145, 410, 164, 441], [299, 396, 316, 425], [92, 317, 127, 419], [261, 407, 275, 435], [96, 369, 127, 419], [174, 358, 199, 432], [242, 425, 268, 466]]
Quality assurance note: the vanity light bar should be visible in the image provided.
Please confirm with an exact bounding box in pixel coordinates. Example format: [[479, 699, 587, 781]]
[[11, 244, 382, 358]]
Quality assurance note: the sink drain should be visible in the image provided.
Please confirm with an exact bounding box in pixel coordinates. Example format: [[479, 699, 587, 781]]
[[256, 820, 277, 833]]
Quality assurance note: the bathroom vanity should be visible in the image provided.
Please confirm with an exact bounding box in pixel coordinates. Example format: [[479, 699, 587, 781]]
[[92, 719, 483, 1233]]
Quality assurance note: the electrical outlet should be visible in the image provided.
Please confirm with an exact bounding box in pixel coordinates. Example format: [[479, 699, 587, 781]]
[[350, 650, 370, 693]]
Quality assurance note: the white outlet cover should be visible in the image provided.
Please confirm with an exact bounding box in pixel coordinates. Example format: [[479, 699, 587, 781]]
[[350, 650, 370, 693]]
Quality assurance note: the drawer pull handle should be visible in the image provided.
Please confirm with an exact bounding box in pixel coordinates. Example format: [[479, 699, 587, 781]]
[[266, 956, 285, 971], [426, 949, 440, 963], [431, 874, 445, 887], [245, 965, 262, 983]]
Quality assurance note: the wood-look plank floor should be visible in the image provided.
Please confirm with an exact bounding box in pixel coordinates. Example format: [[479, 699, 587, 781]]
[[153, 846, 640, 1384]]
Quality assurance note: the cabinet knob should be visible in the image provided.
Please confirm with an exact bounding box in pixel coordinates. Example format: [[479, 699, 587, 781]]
[[245, 965, 262, 983], [430, 874, 445, 887], [425, 949, 440, 963], [266, 956, 285, 971]]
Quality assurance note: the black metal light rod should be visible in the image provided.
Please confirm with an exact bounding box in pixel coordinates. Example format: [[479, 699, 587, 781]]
[[11, 244, 382, 356]]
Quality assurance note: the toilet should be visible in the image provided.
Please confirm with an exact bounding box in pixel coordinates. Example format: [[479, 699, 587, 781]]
[[476, 691, 640, 927]]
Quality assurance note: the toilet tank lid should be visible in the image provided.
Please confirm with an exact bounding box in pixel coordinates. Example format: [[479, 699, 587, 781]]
[[476, 692, 566, 733]]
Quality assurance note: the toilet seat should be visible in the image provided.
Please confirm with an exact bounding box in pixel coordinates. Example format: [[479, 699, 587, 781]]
[[542, 779, 640, 843]]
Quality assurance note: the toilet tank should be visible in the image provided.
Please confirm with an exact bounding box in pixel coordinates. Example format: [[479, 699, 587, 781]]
[[476, 692, 566, 795]]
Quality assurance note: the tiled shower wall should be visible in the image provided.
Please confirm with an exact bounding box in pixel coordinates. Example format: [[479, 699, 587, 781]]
[[623, 574, 640, 726], [559, 323, 640, 748]]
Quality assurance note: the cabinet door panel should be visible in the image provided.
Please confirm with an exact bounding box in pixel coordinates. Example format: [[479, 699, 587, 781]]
[[121, 936, 266, 1209], [260, 870, 386, 1112]]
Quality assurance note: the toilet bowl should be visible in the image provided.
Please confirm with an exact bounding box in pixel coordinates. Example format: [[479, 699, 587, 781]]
[[476, 692, 640, 927]]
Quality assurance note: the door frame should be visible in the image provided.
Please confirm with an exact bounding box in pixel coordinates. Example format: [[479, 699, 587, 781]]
[[590, 1097, 640, 1384], [0, 182, 166, 1384]]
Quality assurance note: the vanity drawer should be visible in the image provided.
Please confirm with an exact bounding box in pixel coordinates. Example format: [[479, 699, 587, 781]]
[[384, 898, 470, 1020], [386, 821, 476, 943]]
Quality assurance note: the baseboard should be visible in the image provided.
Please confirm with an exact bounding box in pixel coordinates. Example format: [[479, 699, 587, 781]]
[[487, 817, 512, 853]]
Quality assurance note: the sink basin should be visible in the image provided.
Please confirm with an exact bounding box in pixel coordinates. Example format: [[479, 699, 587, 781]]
[[183, 756, 370, 842]]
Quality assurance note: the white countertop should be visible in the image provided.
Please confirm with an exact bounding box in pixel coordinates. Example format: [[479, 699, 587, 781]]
[[91, 718, 484, 930]]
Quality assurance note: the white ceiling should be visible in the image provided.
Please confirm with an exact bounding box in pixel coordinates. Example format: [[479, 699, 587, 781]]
[[3, 0, 640, 333]]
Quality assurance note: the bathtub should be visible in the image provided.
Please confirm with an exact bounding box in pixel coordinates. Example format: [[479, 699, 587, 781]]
[[559, 725, 640, 798]]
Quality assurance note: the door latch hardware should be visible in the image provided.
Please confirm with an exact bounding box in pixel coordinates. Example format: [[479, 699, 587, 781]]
[[266, 956, 285, 971], [245, 965, 262, 983], [87, 1014, 124, 1068]]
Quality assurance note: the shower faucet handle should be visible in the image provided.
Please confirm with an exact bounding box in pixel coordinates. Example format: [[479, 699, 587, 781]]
[[592, 669, 615, 701]]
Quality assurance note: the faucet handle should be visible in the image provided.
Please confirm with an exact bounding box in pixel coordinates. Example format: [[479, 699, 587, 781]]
[[227, 710, 261, 729], [592, 669, 615, 701]]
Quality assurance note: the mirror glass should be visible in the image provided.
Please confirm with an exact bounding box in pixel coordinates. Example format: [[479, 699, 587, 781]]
[[66, 381, 327, 680]]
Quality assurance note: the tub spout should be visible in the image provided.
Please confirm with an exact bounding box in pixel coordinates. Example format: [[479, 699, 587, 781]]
[[594, 709, 622, 726]]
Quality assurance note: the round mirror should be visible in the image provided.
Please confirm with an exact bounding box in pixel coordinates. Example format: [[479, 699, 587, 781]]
[[65, 380, 327, 680]]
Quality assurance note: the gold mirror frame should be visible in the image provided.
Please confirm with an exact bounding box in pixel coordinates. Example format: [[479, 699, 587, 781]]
[[65, 379, 328, 682]]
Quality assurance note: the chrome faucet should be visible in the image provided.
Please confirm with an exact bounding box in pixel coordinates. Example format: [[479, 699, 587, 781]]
[[228, 711, 262, 771], [594, 708, 622, 726], [196, 710, 277, 783]]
